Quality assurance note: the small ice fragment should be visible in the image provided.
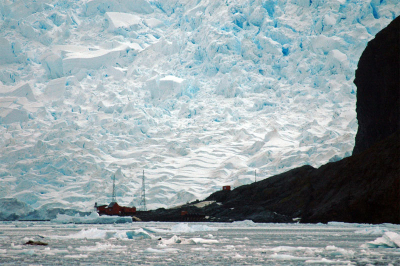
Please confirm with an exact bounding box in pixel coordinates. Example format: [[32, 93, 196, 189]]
[[305, 258, 353, 264], [126, 228, 154, 239], [189, 238, 219, 244], [64, 254, 89, 259], [170, 223, 217, 233], [355, 227, 388, 235]]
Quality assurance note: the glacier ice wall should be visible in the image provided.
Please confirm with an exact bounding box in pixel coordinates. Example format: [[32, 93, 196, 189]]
[[0, 0, 399, 212]]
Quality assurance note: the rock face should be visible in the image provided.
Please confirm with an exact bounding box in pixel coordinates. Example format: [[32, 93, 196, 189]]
[[353, 16, 400, 155], [202, 132, 399, 224]]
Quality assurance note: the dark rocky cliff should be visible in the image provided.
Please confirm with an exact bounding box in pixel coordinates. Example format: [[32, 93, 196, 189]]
[[353, 16, 400, 155], [205, 132, 399, 224]]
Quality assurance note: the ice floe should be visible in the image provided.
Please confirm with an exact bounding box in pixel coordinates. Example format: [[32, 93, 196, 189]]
[[170, 223, 218, 233], [365, 232, 400, 248], [52, 212, 132, 224]]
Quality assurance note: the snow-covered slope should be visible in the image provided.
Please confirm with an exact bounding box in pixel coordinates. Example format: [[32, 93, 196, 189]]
[[0, 0, 398, 213]]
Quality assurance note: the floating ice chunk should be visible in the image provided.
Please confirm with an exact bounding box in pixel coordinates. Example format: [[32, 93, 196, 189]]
[[325, 245, 355, 257], [64, 254, 88, 259], [233, 237, 249, 241], [76, 242, 127, 252], [52, 212, 132, 224], [269, 246, 308, 252], [159, 235, 218, 246], [306, 258, 354, 264], [170, 223, 217, 233], [144, 247, 179, 253], [126, 228, 154, 240], [232, 220, 256, 227], [160, 235, 183, 245], [105, 12, 141, 31], [365, 232, 400, 248], [269, 253, 314, 261], [355, 227, 388, 235], [189, 238, 219, 244], [64, 228, 107, 239], [233, 253, 245, 258], [18, 249, 35, 256]]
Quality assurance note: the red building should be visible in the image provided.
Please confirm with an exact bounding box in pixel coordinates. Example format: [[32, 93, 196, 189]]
[[95, 202, 136, 216], [222, 186, 231, 191]]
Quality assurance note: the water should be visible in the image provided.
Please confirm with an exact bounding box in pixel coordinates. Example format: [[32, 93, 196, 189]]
[[0, 221, 399, 265]]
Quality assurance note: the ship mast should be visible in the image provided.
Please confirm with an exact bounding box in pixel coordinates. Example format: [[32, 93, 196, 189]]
[[111, 174, 116, 202], [139, 170, 147, 211]]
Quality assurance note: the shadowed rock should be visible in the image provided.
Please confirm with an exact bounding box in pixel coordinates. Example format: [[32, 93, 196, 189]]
[[353, 16, 400, 155]]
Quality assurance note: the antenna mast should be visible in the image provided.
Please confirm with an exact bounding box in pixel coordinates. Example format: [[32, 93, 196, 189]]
[[112, 174, 116, 202], [139, 170, 147, 211]]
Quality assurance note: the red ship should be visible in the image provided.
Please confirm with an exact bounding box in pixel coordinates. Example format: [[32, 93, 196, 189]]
[[94, 173, 136, 216]]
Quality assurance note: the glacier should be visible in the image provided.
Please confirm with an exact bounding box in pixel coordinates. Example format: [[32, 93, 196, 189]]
[[0, 0, 399, 216]]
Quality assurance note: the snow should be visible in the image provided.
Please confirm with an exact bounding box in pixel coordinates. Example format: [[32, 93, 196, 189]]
[[0, 0, 399, 215]]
